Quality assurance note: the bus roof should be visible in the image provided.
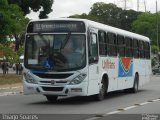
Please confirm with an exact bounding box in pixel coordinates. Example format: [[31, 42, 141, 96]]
[[29, 18, 150, 42]]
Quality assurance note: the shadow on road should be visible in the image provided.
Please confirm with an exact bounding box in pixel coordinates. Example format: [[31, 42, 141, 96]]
[[27, 89, 148, 105]]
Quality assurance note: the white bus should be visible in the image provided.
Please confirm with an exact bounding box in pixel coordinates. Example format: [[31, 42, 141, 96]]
[[23, 18, 151, 101]]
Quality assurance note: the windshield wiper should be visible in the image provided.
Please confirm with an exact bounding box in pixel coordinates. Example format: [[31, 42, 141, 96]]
[[61, 32, 71, 49]]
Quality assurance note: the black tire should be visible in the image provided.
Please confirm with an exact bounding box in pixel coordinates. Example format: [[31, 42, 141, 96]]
[[130, 74, 139, 93], [45, 95, 58, 102], [94, 78, 107, 101]]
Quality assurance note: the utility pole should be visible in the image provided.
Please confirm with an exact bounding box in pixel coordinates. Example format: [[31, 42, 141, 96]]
[[137, 0, 139, 11], [118, 0, 131, 10], [124, 0, 127, 10], [137, 0, 146, 12], [156, 0, 159, 51], [156, 0, 159, 63], [144, 0, 146, 12]]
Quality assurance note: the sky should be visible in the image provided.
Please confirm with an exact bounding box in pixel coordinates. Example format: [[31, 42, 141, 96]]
[[27, 0, 159, 20]]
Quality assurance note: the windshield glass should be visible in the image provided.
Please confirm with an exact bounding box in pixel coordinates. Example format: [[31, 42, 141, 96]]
[[25, 34, 86, 71]]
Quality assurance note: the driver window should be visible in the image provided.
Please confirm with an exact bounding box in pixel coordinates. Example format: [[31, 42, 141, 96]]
[[89, 33, 98, 64]]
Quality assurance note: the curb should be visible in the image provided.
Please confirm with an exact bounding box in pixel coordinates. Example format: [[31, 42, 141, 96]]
[[0, 86, 22, 90], [0, 86, 23, 96]]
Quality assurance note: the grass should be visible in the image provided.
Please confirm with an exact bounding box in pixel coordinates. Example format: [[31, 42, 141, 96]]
[[0, 74, 22, 85]]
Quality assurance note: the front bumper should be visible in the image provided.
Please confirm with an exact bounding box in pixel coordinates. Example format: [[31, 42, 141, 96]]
[[23, 80, 88, 97]]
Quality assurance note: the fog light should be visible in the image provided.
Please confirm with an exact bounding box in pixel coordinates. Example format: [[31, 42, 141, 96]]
[[65, 89, 69, 94], [36, 88, 40, 93]]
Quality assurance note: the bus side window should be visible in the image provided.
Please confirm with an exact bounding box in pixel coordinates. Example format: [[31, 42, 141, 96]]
[[145, 42, 150, 59], [139, 40, 145, 59], [107, 32, 117, 56], [89, 33, 98, 64], [98, 30, 107, 56], [125, 37, 133, 57], [117, 35, 125, 57], [133, 39, 139, 58]]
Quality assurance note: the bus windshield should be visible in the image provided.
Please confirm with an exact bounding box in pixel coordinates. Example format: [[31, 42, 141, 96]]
[[25, 34, 86, 71]]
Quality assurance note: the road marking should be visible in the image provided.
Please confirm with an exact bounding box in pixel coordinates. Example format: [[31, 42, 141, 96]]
[[139, 101, 152, 105], [106, 110, 121, 115], [152, 99, 160, 102], [123, 105, 137, 110], [85, 97, 160, 120]]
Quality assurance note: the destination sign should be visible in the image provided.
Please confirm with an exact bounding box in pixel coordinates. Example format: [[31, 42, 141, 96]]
[[27, 21, 85, 33]]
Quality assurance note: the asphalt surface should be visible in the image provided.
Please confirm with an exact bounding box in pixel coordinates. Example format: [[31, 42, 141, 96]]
[[0, 75, 160, 120]]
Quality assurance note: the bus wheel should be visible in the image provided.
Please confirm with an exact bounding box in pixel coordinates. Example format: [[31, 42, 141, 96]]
[[130, 74, 139, 93], [95, 78, 107, 101], [45, 95, 58, 102]]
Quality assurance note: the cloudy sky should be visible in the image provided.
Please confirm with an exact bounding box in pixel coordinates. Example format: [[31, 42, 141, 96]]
[[27, 0, 159, 20]]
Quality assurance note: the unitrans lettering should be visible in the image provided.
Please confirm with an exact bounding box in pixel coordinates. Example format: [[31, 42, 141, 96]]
[[102, 60, 115, 69]]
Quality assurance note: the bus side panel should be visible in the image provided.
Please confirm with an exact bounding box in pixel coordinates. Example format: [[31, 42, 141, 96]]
[[102, 57, 118, 92], [87, 63, 100, 96], [134, 59, 149, 87], [138, 59, 151, 86], [117, 57, 134, 90]]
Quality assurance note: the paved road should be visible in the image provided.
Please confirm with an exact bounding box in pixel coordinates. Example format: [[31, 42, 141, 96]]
[[0, 75, 160, 120]]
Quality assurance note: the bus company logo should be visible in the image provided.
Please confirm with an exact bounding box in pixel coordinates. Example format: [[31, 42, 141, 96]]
[[118, 57, 133, 77], [51, 80, 55, 85], [102, 60, 115, 70]]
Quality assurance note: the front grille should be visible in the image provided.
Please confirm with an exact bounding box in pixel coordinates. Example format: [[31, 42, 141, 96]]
[[34, 73, 73, 79], [40, 81, 51, 84], [40, 81, 68, 84], [56, 81, 68, 83], [42, 87, 64, 91]]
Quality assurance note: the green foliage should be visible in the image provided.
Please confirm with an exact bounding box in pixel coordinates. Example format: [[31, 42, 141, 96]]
[[8, 0, 54, 19], [89, 2, 122, 26], [0, 44, 13, 60], [151, 57, 157, 66], [0, 1, 12, 38], [151, 45, 159, 54], [69, 2, 141, 32], [119, 10, 141, 31], [9, 4, 28, 34], [132, 12, 160, 46], [0, 0, 28, 44], [0, 44, 24, 64]]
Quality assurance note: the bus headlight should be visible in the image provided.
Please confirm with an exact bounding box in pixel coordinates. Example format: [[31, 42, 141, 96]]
[[24, 72, 38, 84], [69, 73, 87, 85]]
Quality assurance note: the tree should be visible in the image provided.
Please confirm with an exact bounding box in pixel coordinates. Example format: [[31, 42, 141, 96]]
[[69, 2, 140, 32], [132, 12, 160, 47], [151, 45, 159, 54], [0, 44, 24, 64], [8, 0, 54, 19], [89, 2, 123, 27], [5, 0, 54, 50], [118, 10, 141, 31], [0, 0, 28, 47], [9, 4, 29, 50], [0, 0, 12, 43]]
